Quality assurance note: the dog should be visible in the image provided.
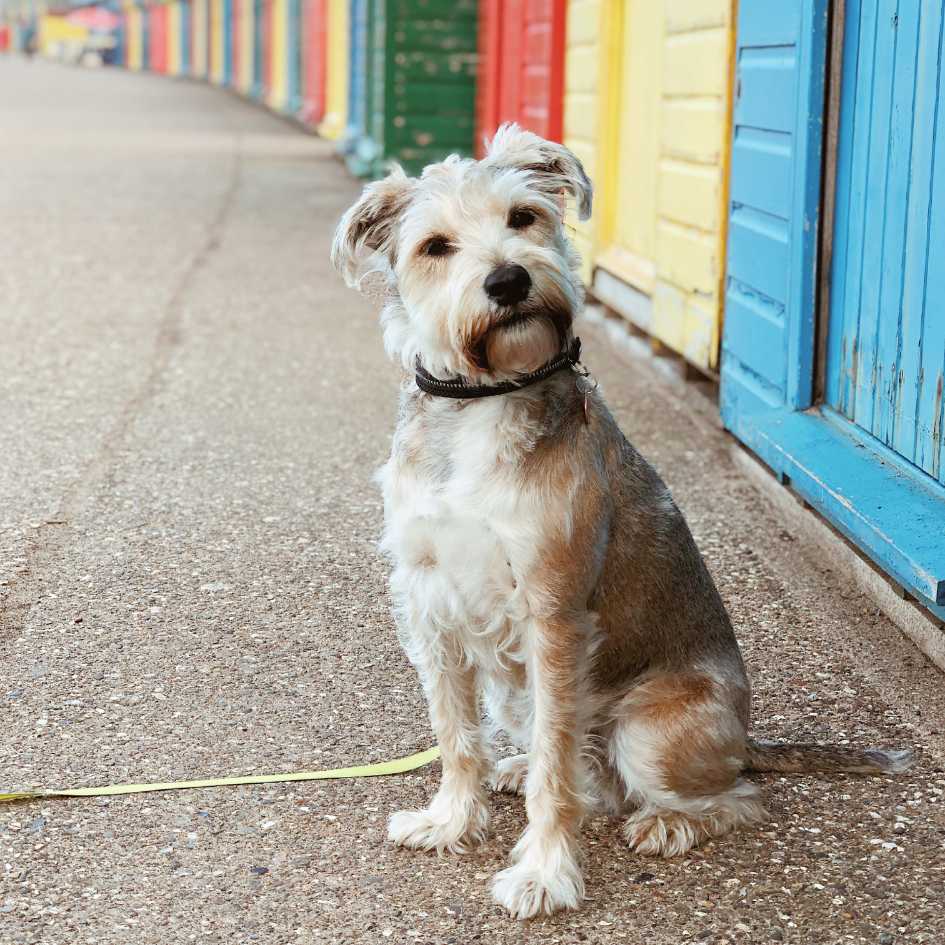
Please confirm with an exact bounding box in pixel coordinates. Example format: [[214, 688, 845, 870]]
[[331, 123, 912, 920]]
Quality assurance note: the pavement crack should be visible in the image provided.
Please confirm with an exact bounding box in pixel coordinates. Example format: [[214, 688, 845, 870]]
[[0, 136, 244, 641]]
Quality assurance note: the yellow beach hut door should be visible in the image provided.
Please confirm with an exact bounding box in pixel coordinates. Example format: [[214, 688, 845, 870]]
[[595, 2, 661, 300], [591, 1, 735, 372]]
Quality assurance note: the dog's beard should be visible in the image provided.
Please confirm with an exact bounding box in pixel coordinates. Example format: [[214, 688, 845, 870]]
[[468, 301, 572, 377]]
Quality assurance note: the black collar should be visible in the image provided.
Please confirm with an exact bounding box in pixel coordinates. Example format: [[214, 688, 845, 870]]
[[415, 337, 582, 399]]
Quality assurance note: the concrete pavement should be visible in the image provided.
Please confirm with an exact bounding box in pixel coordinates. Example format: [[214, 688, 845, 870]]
[[1, 58, 944, 945]]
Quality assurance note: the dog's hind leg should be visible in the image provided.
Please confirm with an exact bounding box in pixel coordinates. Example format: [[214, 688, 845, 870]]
[[610, 670, 766, 858]]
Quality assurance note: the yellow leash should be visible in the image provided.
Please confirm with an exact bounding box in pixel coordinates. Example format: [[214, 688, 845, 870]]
[[0, 746, 440, 805]]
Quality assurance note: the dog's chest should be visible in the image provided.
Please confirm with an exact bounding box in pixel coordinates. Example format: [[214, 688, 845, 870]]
[[380, 398, 542, 672]]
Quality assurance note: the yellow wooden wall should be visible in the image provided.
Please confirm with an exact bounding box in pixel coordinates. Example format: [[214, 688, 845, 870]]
[[237, 0, 255, 93], [318, 0, 349, 140], [167, 2, 182, 76], [268, 0, 288, 111], [192, 0, 209, 79], [603, 1, 662, 292], [38, 13, 88, 56], [125, 5, 143, 71], [564, 0, 736, 372], [562, 0, 620, 284], [209, 0, 224, 84]]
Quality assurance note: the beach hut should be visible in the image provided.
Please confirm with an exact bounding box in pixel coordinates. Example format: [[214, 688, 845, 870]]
[[167, 0, 191, 75], [148, 2, 168, 74], [140, 2, 150, 68], [299, 0, 326, 126], [343, 0, 369, 157], [317, 0, 347, 139], [251, 0, 264, 96], [191, 0, 209, 78], [348, 0, 478, 178], [124, 2, 144, 70], [285, 0, 303, 113], [209, 0, 232, 85], [234, 0, 254, 93], [720, 0, 945, 627], [563, 0, 736, 373], [266, 0, 288, 109], [475, 0, 566, 152]]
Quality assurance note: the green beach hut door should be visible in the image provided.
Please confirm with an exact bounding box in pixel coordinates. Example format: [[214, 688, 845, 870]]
[[352, 0, 478, 178], [825, 1, 945, 486]]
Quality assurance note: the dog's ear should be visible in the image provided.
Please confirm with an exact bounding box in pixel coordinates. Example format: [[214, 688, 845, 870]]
[[483, 122, 593, 221], [331, 166, 414, 286]]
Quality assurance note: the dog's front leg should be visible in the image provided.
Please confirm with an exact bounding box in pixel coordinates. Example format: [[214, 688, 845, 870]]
[[492, 615, 587, 919], [388, 629, 490, 854]]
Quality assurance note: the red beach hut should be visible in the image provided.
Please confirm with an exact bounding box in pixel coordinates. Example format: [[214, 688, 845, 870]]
[[475, 0, 566, 154], [149, 2, 168, 74], [300, 0, 326, 126]]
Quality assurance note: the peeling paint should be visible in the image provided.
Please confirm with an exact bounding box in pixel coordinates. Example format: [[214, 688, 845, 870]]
[[932, 373, 943, 480]]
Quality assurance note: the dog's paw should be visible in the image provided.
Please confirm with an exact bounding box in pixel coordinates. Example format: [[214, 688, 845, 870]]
[[388, 794, 489, 854], [491, 837, 584, 919], [488, 754, 528, 795], [623, 808, 701, 858], [492, 860, 584, 919]]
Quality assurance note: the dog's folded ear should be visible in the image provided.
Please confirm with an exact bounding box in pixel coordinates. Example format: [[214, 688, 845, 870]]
[[331, 166, 415, 287], [483, 122, 593, 221]]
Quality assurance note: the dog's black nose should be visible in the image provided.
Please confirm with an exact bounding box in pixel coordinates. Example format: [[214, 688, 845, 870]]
[[484, 264, 532, 306]]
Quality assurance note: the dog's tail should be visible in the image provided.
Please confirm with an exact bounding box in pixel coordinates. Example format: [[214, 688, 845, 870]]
[[744, 738, 914, 775]]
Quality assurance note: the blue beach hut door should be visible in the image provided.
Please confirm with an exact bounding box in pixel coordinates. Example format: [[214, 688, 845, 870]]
[[825, 0, 945, 486], [721, 0, 945, 620]]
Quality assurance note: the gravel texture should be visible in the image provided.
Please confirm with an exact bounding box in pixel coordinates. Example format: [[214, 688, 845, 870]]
[[1, 58, 944, 945]]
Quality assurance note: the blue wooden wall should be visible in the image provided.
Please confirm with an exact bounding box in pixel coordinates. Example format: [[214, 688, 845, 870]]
[[288, 0, 302, 113], [180, 0, 191, 75], [721, 0, 945, 619], [252, 0, 263, 97], [722, 1, 828, 418], [826, 0, 945, 486], [346, 0, 368, 144]]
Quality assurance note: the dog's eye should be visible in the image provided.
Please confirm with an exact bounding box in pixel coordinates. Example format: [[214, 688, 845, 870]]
[[420, 236, 454, 258], [508, 208, 537, 230]]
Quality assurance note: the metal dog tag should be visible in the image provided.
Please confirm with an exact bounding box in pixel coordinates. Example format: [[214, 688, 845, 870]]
[[574, 368, 598, 424]]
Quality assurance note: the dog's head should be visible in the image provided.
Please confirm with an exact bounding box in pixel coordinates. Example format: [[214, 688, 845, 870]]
[[331, 123, 592, 379]]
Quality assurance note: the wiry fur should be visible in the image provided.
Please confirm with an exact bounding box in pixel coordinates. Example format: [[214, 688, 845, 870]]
[[331, 124, 913, 920]]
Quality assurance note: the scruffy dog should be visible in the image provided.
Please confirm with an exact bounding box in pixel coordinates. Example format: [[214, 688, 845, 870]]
[[331, 124, 911, 920]]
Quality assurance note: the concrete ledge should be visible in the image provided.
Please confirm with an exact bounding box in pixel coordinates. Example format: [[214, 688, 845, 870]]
[[732, 443, 945, 674], [591, 267, 653, 333], [582, 303, 719, 407]]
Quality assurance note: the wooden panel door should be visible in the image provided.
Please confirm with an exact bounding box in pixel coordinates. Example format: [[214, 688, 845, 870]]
[[149, 4, 168, 74], [720, 1, 829, 418], [318, 0, 348, 139], [826, 1, 945, 484], [252, 0, 263, 95], [475, 0, 565, 151], [300, 0, 326, 125], [519, 0, 565, 140], [378, 0, 478, 175], [562, 0, 621, 282], [346, 0, 368, 138], [603, 0, 663, 290], [286, 0, 303, 112]]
